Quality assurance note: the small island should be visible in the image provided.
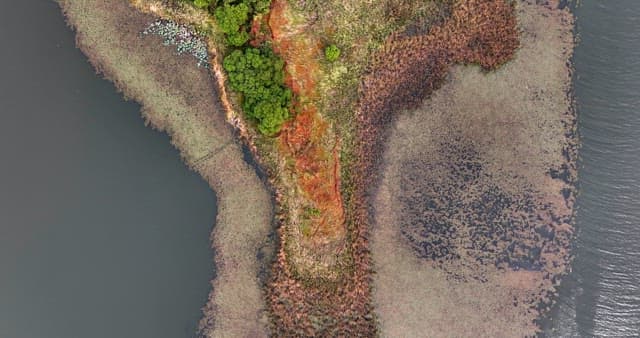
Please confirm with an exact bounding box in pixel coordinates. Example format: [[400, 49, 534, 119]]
[[58, 0, 576, 335]]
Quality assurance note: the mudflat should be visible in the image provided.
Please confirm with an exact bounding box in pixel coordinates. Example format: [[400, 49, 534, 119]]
[[372, 1, 576, 336], [57, 0, 273, 336]]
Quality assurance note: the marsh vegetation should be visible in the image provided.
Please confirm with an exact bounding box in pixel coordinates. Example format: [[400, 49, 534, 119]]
[[371, 1, 576, 336], [59, 0, 576, 335]]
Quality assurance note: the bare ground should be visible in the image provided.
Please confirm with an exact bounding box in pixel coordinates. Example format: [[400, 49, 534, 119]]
[[371, 1, 576, 336], [57, 0, 272, 336]]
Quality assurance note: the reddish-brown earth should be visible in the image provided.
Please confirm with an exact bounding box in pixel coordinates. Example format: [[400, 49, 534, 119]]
[[269, 0, 345, 242]]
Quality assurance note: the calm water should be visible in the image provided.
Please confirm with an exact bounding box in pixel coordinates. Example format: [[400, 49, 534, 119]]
[[0, 1, 216, 338], [545, 0, 640, 336]]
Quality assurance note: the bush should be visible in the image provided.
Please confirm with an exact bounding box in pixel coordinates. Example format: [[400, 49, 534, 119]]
[[193, 0, 214, 8], [244, 0, 271, 13], [215, 3, 251, 46], [324, 44, 341, 62], [223, 48, 292, 135]]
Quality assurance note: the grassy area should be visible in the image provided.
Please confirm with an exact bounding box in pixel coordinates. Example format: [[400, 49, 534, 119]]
[[57, 0, 273, 336]]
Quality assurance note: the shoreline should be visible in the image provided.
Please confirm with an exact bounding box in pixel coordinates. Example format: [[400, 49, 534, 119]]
[[57, 0, 274, 336]]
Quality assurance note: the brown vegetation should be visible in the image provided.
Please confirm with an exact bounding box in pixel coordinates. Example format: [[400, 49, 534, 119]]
[[270, 0, 345, 244], [356, 0, 519, 173], [370, 0, 576, 336]]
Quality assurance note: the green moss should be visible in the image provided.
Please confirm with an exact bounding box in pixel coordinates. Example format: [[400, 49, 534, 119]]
[[300, 221, 313, 237]]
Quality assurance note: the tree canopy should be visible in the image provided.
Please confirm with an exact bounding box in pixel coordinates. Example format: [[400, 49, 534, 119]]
[[214, 3, 250, 46], [223, 48, 292, 135], [193, 0, 214, 9]]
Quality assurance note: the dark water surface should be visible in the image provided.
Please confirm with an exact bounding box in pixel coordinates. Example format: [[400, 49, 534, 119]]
[[0, 1, 216, 337], [545, 0, 640, 336]]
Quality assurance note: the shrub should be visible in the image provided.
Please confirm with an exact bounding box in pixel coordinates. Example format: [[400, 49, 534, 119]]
[[223, 48, 292, 135], [193, 0, 213, 8], [245, 0, 271, 13], [215, 3, 250, 46], [324, 44, 341, 62]]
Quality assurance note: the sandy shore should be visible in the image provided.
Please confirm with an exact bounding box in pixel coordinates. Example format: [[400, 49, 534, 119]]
[[371, 1, 576, 336], [57, 0, 273, 336]]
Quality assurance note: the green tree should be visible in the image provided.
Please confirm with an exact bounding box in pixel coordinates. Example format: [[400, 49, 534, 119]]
[[215, 3, 250, 46], [247, 0, 271, 13], [324, 44, 340, 62], [218, 0, 271, 14]]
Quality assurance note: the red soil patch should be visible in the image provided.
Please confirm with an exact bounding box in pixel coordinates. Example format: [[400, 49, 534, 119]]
[[269, 0, 345, 241]]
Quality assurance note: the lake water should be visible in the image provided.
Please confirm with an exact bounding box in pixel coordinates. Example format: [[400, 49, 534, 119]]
[[544, 0, 640, 336], [1, 0, 639, 337], [0, 1, 216, 337]]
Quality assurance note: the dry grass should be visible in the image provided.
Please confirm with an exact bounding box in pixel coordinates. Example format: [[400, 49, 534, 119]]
[[371, 1, 576, 336], [57, 0, 273, 336]]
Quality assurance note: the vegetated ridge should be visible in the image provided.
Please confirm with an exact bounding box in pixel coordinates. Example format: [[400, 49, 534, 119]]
[[268, 0, 522, 335]]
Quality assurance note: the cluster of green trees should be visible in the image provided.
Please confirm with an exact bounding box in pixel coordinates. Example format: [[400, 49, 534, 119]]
[[223, 48, 292, 135], [186, 0, 270, 47], [191, 0, 269, 11], [187, 0, 292, 135]]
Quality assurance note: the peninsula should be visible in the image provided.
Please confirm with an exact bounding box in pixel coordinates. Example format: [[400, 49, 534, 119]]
[[58, 0, 576, 335]]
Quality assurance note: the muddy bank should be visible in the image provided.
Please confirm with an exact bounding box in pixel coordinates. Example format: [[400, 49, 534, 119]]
[[57, 0, 273, 336], [370, 0, 576, 336]]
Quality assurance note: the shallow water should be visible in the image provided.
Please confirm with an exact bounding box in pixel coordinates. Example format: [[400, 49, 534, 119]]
[[545, 0, 640, 336], [0, 2, 216, 337]]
